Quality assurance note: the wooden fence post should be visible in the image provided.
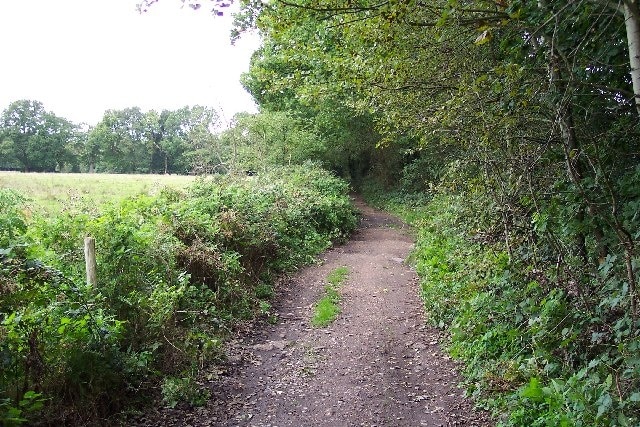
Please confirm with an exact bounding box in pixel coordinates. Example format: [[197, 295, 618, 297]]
[[84, 236, 97, 287]]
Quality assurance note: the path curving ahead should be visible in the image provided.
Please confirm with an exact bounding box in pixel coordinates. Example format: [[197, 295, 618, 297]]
[[136, 201, 493, 427]]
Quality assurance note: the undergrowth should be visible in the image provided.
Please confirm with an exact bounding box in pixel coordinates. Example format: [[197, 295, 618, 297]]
[[0, 165, 358, 425], [363, 179, 640, 427]]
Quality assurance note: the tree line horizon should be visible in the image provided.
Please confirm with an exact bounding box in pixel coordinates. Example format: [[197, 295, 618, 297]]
[[0, 100, 228, 174]]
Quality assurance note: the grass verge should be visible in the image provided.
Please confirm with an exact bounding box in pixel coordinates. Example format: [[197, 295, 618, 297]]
[[0, 171, 194, 214], [312, 266, 349, 327]]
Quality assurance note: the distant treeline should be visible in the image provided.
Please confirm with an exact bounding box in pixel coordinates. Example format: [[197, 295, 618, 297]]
[[0, 99, 375, 178], [0, 100, 221, 174]]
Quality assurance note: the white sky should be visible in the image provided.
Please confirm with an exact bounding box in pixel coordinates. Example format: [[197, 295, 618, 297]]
[[0, 0, 261, 127]]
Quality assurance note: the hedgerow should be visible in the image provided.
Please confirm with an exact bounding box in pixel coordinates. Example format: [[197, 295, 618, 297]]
[[0, 165, 357, 425]]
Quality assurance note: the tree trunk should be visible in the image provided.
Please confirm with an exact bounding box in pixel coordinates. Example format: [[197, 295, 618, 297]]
[[557, 103, 590, 263], [546, 43, 590, 263], [624, 0, 640, 114]]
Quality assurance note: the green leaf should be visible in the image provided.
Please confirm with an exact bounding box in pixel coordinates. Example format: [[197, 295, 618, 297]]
[[520, 377, 544, 402], [618, 411, 630, 426], [596, 393, 612, 418]]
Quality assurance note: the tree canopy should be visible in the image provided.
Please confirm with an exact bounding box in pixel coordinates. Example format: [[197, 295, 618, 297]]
[[0, 100, 79, 172]]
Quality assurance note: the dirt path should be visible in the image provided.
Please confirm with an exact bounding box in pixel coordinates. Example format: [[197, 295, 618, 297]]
[[136, 201, 493, 426]]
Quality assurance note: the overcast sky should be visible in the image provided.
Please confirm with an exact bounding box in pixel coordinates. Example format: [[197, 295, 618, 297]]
[[0, 0, 261, 127]]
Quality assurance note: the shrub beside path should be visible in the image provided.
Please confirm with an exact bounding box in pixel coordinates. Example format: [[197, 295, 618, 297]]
[[136, 200, 493, 426]]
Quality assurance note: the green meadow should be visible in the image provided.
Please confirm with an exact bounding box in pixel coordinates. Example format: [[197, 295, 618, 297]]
[[0, 172, 195, 213]]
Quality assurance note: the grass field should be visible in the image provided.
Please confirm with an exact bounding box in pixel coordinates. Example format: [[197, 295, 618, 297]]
[[0, 172, 195, 213]]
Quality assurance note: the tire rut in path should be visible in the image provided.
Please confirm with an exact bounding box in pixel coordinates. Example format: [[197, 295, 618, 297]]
[[137, 201, 493, 427]]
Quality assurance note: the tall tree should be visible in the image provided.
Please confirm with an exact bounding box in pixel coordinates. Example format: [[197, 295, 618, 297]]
[[179, 105, 220, 173], [145, 106, 219, 174], [0, 100, 77, 172], [623, 0, 640, 113], [218, 111, 325, 171], [89, 107, 152, 173]]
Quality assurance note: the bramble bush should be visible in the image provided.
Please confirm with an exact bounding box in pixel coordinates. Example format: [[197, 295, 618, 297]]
[[0, 165, 357, 424]]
